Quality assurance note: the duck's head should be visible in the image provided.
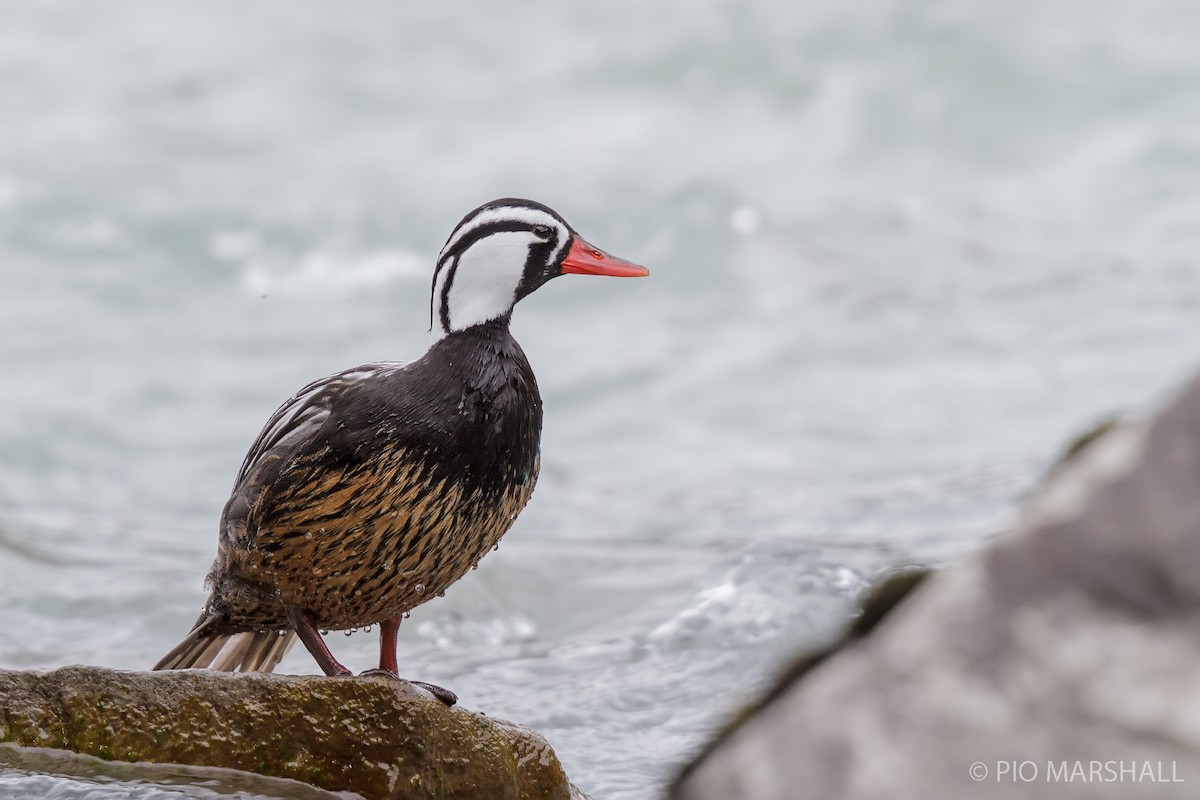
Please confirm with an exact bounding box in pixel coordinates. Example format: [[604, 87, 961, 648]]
[[430, 198, 649, 342]]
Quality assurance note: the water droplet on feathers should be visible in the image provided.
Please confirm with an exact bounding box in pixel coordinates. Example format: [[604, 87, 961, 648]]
[[414, 583, 425, 594], [304, 532, 312, 540]]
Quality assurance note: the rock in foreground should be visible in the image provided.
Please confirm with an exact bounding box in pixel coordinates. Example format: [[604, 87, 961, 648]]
[[0, 666, 572, 800], [674, 374, 1200, 800]]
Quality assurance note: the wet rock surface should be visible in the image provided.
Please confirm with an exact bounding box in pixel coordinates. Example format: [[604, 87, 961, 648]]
[[0, 666, 572, 800], [673, 375, 1200, 800]]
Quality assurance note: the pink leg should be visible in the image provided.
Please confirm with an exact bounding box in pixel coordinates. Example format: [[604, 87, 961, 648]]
[[365, 616, 457, 707], [379, 617, 400, 673], [285, 606, 351, 676]]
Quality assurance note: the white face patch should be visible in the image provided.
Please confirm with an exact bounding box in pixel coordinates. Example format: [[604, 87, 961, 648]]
[[429, 202, 572, 343], [432, 231, 532, 341]]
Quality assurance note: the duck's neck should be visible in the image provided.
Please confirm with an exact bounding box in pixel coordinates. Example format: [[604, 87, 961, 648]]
[[426, 315, 513, 357], [429, 305, 515, 346], [423, 317, 535, 393], [417, 317, 543, 494]]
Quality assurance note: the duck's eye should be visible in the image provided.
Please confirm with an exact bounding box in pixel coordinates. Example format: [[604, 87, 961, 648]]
[[532, 224, 552, 239]]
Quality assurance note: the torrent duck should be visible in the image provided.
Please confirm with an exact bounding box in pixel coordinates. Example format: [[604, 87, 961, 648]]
[[154, 198, 648, 704]]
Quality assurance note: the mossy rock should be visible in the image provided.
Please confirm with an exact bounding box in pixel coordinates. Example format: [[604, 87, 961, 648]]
[[0, 665, 572, 800]]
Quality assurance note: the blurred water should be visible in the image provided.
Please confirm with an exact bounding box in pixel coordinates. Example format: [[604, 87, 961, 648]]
[[2, 1, 1199, 798]]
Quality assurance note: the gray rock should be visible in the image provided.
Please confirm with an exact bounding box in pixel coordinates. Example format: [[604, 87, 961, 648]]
[[0, 665, 573, 800], [673, 375, 1200, 800]]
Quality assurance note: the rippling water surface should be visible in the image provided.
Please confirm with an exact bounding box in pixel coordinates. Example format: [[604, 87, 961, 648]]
[[2, 1, 1199, 798]]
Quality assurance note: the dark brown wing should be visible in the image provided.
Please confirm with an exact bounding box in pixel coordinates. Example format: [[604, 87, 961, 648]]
[[219, 361, 407, 552]]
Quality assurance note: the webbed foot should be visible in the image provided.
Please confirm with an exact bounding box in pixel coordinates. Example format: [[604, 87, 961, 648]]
[[359, 668, 457, 707]]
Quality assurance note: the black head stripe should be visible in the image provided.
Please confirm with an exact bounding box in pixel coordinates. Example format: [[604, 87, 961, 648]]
[[440, 198, 574, 253], [441, 220, 547, 261], [438, 254, 458, 334]]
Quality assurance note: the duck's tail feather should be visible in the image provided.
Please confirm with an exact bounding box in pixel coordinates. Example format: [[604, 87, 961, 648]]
[[153, 617, 297, 673]]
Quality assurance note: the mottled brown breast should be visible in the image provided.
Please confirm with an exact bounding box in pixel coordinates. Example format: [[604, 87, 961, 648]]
[[204, 321, 543, 632], [229, 450, 538, 629]]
